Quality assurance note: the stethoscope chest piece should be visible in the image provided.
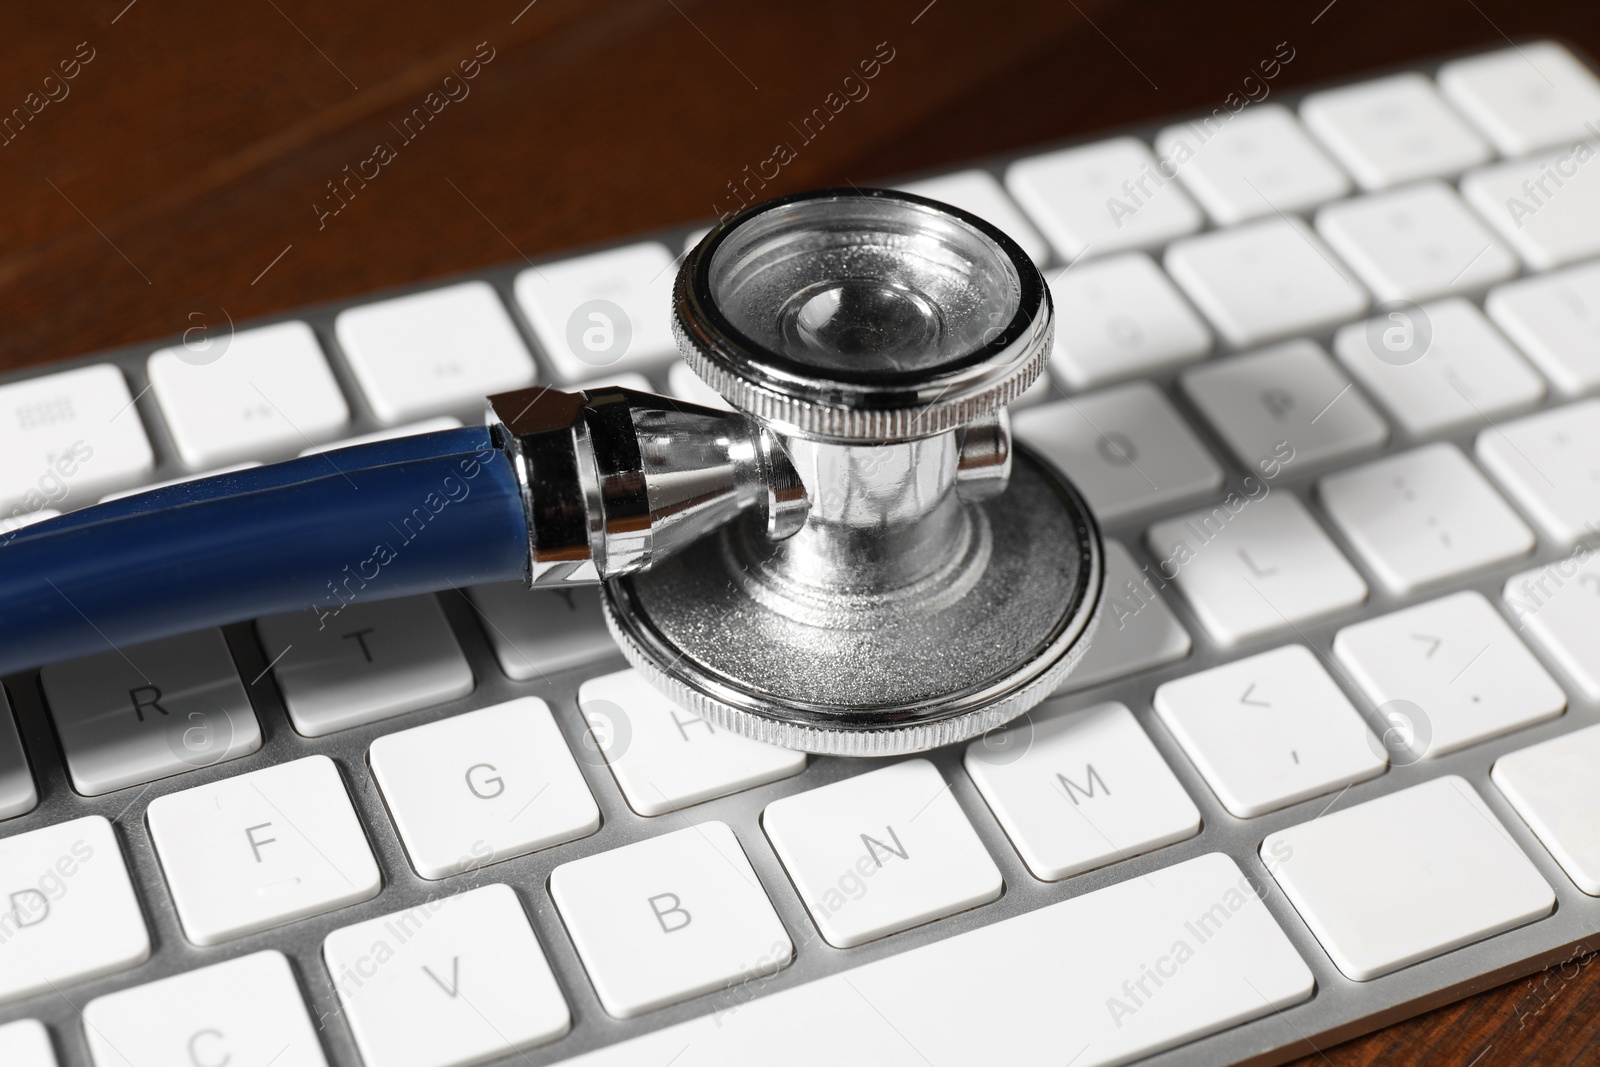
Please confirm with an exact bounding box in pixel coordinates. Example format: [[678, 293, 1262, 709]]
[[602, 188, 1103, 756]]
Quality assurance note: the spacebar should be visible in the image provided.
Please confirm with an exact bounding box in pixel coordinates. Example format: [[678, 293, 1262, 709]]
[[558, 853, 1314, 1067]]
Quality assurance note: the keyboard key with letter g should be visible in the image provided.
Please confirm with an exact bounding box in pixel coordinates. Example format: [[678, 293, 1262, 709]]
[[369, 697, 600, 880]]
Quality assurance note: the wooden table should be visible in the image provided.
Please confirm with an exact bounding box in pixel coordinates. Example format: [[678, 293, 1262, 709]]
[[4, 2, 1599, 1062]]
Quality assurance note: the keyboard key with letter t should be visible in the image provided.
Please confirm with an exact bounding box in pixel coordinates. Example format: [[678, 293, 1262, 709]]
[[549, 822, 792, 1019], [83, 951, 328, 1067], [763, 759, 1002, 947], [147, 754, 382, 945], [323, 884, 571, 1067], [256, 594, 474, 737], [965, 700, 1200, 880], [1265, 776, 1553, 980]]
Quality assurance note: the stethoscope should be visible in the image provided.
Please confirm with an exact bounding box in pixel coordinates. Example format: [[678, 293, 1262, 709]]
[[0, 188, 1102, 757]]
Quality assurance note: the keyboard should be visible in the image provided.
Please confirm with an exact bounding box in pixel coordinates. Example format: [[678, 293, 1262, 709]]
[[3, 38, 1600, 1067]]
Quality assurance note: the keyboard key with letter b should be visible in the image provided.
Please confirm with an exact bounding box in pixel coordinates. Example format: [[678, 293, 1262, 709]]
[[550, 822, 792, 1019]]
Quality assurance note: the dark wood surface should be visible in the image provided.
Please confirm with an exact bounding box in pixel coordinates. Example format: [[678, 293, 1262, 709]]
[[5, 2, 1600, 1062]]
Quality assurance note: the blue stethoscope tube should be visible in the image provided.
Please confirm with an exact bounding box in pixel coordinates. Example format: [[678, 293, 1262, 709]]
[[0, 427, 529, 677]]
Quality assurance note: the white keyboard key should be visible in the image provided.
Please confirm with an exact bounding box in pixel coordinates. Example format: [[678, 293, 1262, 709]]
[[1300, 73, 1492, 189], [336, 282, 535, 424], [550, 822, 791, 1018], [568, 371, 655, 393], [1013, 382, 1223, 524], [1165, 218, 1369, 347], [514, 242, 678, 381], [98, 461, 261, 502], [324, 884, 570, 1066], [1155, 646, 1384, 818], [1156, 104, 1351, 224], [1060, 540, 1191, 691], [898, 168, 1049, 265], [0, 690, 37, 820], [0, 364, 153, 512], [1320, 444, 1534, 593], [1333, 298, 1545, 437], [1147, 493, 1367, 647], [299, 417, 463, 455], [578, 670, 804, 816], [764, 759, 1002, 947], [667, 362, 732, 410], [256, 595, 473, 737], [465, 583, 617, 682], [84, 951, 326, 1067], [370, 697, 599, 880], [1005, 137, 1204, 259], [1477, 400, 1600, 545], [1335, 591, 1565, 760], [1316, 182, 1518, 302], [1264, 776, 1553, 980], [1486, 261, 1600, 394], [0, 816, 148, 1004], [1439, 42, 1600, 155], [149, 320, 349, 467], [552, 852, 1311, 1067], [39, 628, 261, 796], [1462, 146, 1600, 270], [1506, 552, 1600, 702], [1046, 252, 1212, 390], [1181, 340, 1387, 473], [0, 1020, 54, 1067], [147, 754, 381, 945], [965, 700, 1199, 880], [1493, 724, 1600, 895]]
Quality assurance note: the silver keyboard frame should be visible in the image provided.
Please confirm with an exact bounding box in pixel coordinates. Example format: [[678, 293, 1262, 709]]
[[4, 39, 1599, 1067]]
